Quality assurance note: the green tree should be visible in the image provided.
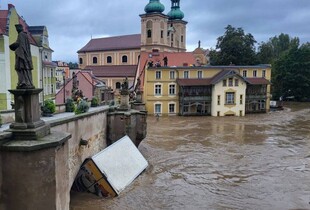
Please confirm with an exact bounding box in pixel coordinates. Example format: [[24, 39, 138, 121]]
[[257, 33, 299, 64], [210, 25, 257, 65], [272, 43, 310, 101], [68, 62, 78, 69]]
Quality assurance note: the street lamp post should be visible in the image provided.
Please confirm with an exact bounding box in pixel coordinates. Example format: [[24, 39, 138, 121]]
[[63, 70, 66, 104]]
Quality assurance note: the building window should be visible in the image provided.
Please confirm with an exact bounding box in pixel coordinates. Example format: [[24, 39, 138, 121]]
[[184, 71, 189, 78], [181, 35, 184, 42], [169, 104, 175, 113], [197, 71, 202, 78], [161, 30, 163, 38], [242, 70, 247, 77], [122, 55, 128, 63], [155, 104, 161, 114], [228, 78, 233, 86], [79, 58, 83, 64], [235, 79, 239, 86], [225, 92, 235, 104], [170, 71, 175, 79], [116, 82, 121, 89], [93, 57, 97, 64], [155, 71, 161, 79], [223, 79, 227, 87], [253, 70, 257, 77], [217, 95, 220, 105], [169, 84, 176, 95], [147, 29, 152, 38], [107, 56, 112, 63], [217, 111, 220, 116], [240, 94, 243, 104], [262, 69, 266, 78], [155, 84, 162, 95]]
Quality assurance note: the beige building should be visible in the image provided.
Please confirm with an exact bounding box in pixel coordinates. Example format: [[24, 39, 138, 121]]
[[77, 0, 190, 95]]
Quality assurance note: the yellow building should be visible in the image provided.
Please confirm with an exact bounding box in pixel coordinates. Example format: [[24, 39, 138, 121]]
[[142, 52, 271, 116]]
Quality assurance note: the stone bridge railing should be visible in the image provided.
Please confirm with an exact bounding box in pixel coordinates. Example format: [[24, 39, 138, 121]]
[[0, 106, 110, 210]]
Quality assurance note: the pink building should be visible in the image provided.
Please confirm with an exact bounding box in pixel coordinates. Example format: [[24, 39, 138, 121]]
[[55, 71, 104, 104]]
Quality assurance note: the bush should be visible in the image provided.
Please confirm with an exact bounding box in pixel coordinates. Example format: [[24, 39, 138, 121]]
[[65, 98, 75, 112], [91, 96, 99, 107], [75, 100, 89, 115], [41, 99, 56, 114]]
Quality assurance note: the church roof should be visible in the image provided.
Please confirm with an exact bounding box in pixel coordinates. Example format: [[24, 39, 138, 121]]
[[78, 34, 141, 53], [84, 65, 137, 78]]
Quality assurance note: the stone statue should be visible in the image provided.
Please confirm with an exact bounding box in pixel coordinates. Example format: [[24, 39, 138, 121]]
[[163, 56, 168, 66], [135, 78, 141, 92], [122, 77, 129, 90], [72, 72, 78, 93], [9, 24, 34, 89]]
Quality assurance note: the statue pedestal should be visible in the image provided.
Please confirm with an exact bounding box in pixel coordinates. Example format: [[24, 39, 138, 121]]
[[119, 90, 130, 111], [8, 89, 50, 140], [136, 91, 143, 103]]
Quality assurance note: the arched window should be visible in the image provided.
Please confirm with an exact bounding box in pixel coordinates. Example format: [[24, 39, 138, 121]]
[[147, 29, 152, 38], [107, 56, 112, 63], [116, 82, 121, 89], [93, 57, 97, 64], [122, 55, 128, 63], [79, 58, 83, 64]]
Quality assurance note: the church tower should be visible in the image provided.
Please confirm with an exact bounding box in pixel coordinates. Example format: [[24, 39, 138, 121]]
[[167, 0, 187, 52], [140, 0, 187, 52], [140, 0, 168, 52]]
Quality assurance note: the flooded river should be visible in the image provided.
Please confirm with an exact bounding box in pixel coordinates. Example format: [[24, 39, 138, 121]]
[[71, 102, 310, 210]]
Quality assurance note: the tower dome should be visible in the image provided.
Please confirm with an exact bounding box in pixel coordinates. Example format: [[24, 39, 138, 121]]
[[144, 0, 165, 14], [167, 0, 184, 20]]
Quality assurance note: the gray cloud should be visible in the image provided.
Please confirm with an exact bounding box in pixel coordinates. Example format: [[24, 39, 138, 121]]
[[1, 0, 309, 62]]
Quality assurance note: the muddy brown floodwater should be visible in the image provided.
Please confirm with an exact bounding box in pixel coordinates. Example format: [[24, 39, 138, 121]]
[[71, 102, 310, 210]]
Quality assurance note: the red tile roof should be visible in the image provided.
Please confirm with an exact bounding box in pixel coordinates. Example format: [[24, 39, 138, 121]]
[[84, 65, 137, 77], [137, 51, 197, 91], [246, 77, 270, 85], [139, 51, 197, 68], [78, 34, 141, 53], [0, 10, 8, 35]]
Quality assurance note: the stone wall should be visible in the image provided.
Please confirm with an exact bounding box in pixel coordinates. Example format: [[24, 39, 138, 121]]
[[107, 110, 147, 146], [0, 106, 108, 210], [0, 110, 14, 124], [48, 107, 108, 189], [0, 105, 147, 210]]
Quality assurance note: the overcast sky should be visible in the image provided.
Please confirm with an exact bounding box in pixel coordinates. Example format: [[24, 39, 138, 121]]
[[1, 0, 309, 62]]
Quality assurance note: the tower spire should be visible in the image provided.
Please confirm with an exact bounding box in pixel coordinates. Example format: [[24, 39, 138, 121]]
[[167, 0, 184, 20], [144, 0, 165, 14]]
